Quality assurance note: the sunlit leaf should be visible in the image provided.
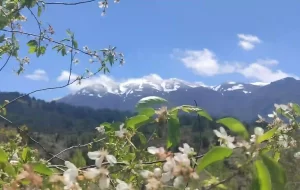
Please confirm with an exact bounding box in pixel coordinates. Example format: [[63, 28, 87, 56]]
[[257, 126, 278, 143], [167, 113, 180, 148], [216, 117, 249, 139], [292, 103, 300, 116], [4, 163, 16, 177], [197, 146, 233, 172], [254, 160, 272, 190], [126, 115, 149, 129], [198, 110, 213, 121], [27, 40, 38, 54], [136, 131, 147, 144], [33, 163, 53, 176], [138, 108, 155, 117], [136, 96, 167, 110], [261, 154, 286, 190], [0, 148, 8, 163], [22, 147, 29, 162]]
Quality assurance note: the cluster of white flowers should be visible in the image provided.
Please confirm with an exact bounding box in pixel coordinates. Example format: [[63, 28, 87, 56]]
[[145, 143, 198, 189]]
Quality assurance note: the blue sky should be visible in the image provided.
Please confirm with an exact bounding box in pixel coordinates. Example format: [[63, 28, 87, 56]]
[[1, 0, 300, 100]]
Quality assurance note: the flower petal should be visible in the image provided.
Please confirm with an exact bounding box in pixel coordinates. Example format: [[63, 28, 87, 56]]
[[84, 168, 100, 180], [106, 155, 117, 165], [64, 161, 77, 170], [88, 151, 101, 160], [99, 176, 110, 190], [95, 156, 105, 168], [147, 146, 158, 154]]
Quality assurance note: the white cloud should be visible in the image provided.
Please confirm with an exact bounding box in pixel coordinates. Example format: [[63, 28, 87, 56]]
[[237, 34, 261, 51], [56, 70, 119, 92], [174, 49, 238, 76], [238, 60, 298, 83], [57, 70, 78, 82], [174, 48, 298, 83], [25, 69, 49, 81]]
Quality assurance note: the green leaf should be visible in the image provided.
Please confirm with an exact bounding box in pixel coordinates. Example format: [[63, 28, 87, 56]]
[[136, 96, 167, 110], [24, 0, 36, 7], [4, 163, 16, 177], [37, 46, 46, 57], [216, 117, 249, 139], [0, 34, 5, 43], [61, 46, 67, 56], [274, 152, 280, 162], [100, 122, 111, 131], [257, 126, 278, 143], [197, 110, 213, 121], [38, 6, 42, 17], [167, 113, 180, 148], [254, 160, 272, 190], [72, 39, 78, 49], [27, 40, 38, 53], [138, 108, 155, 117], [22, 147, 29, 162], [126, 115, 149, 129], [292, 103, 300, 116], [261, 154, 286, 190], [0, 148, 8, 163], [169, 105, 201, 114], [136, 131, 147, 144], [196, 146, 233, 172], [33, 163, 53, 176]]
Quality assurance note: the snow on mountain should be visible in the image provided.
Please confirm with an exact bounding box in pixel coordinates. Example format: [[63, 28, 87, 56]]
[[73, 74, 208, 98]]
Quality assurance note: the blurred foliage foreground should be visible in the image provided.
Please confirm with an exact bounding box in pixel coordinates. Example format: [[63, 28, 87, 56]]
[[0, 96, 300, 190]]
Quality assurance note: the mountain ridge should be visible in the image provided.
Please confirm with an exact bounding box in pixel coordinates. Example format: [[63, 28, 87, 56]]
[[57, 77, 299, 122]]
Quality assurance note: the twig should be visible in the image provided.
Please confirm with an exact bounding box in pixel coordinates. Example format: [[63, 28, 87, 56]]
[[142, 154, 204, 165], [0, 68, 102, 110], [47, 138, 106, 162], [205, 171, 240, 190], [1, 29, 96, 57], [27, 7, 43, 52], [0, 53, 12, 72], [43, 0, 97, 5]]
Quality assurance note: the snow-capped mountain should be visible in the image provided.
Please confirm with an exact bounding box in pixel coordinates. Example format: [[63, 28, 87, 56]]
[[57, 77, 300, 122]]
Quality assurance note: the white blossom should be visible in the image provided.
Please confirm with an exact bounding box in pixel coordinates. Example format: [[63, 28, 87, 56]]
[[63, 161, 80, 190], [294, 152, 300, 159], [178, 143, 195, 155], [88, 149, 117, 168], [161, 157, 175, 182], [250, 127, 264, 143], [96, 125, 105, 134], [173, 176, 185, 188], [10, 152, 19, 165], [147, 146, 165, 155], [115, 123, 128, 138], [116, 179, 133, 190], [213, 127, 236, 149], [98, 1, 108, 8], [84, 168, 110, 189]]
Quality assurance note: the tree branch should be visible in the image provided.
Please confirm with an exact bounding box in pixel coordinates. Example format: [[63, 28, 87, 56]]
[[1, 29, 97, 58], [43, 0, 97, 5], [47, 138, 106, 162], [0, 54, 12, 72]]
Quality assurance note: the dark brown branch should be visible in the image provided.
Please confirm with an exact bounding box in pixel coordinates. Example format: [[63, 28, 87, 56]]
[[43, 0, 97, 5]]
